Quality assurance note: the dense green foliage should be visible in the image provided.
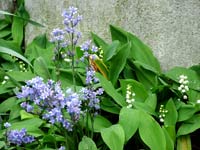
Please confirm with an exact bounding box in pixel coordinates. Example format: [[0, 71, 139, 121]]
[[0, 2, 200, 150]]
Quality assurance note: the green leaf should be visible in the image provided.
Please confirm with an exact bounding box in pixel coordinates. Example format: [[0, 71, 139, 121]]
[[120, 79, 148, 102], [0, 97, 17, 113], [128, 32, 161, 73], [0, 46, 32, 67], [164, 99, 178, 126], [109, 43, 130, 84], [6, 71, 35, 82], [144, 93, 157, 111], [12, 16, 24, 45], [10, 118, 43, 136], [78, 136, 97, 150], [91, 32, 108, 50], [104, 40, 120, 61], [25, 35, 54, 65], [20, 110, 34, 120], [96, 73, 126, 106], [139, 110, 166, 150], [110, 25, 128, 44], [9, 103, 21, 120], [0, 20, 9, 30], [34, 57, 51, 79], [0, 10, 44, 27], [85, 115, 112, 132], [177, 114, 200, 136], [162, 127, 174, 150], [133, 62, 158, 89], [0, 141, 6, 149], [133, 101, 157, 116], [100, 97, 121, 114], [188, 89, 200, 103], [101, 124, 125, 150], [177, 104, 197, 122], [119, 107, 139, 141], [0, 29, 11, 38], [165, 67, 200, 91], [93, 115, 112, 132]]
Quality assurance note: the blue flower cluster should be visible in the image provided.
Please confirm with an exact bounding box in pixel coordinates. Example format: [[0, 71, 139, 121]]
[[16, 77, 82, 131], [79, 41, 104, 113], [7, 128, 35, 146], [50, 6, 82, 61]]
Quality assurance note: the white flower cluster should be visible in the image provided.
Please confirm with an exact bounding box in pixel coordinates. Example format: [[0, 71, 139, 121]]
[[159, 105, 168, 123], [1, 76, 9, 85], [126, 84, 135, 109], [178, 75, 189, 100]]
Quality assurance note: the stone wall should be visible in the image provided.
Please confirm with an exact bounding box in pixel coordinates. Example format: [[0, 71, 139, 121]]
[[0, 0, 13, 18], [14, 0, 200, 70]]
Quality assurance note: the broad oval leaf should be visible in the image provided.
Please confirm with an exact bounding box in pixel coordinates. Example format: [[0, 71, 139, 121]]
[[177, 114, 200, 136], [120, 79, 148, 102], [119, 107, 139, 141], [78, 136, 97, 150], [139, 110, 166, 150], [101, 124, 125, 150]]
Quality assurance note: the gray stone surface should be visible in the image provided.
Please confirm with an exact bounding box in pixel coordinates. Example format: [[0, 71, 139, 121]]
[[25, 0, 200, 70], [0, 0, 13, 18]]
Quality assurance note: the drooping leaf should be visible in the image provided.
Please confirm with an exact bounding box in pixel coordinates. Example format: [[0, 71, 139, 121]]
[[101, 124, 125, 150], [78, 136, 97, 150], [0, 10, 44, 27], [0, 46, 32, 67], [119, 107, 139, 141]]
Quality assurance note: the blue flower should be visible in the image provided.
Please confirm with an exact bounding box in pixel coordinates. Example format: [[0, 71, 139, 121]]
[[7, 128, 35, 145], [4, 122, 11, 128]]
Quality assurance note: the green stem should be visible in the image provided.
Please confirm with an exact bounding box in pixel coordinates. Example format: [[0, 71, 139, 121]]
[[177, 135, 191, 150]]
